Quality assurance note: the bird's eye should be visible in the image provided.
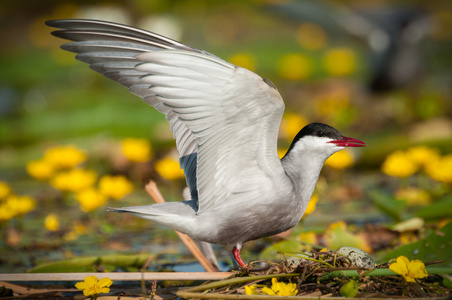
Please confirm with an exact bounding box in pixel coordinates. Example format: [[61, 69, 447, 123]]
[[317, 130, 325, 137]]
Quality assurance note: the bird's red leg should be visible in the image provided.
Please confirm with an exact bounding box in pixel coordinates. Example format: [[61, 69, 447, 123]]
[[232, 245, 246, 267]]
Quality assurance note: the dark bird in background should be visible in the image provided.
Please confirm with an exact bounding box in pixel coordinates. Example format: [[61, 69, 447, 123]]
[[268, 2, 430, 93]]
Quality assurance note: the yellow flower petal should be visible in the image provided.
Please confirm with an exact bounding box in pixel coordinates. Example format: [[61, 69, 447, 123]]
[[98, 287, 111, 294], [394, 187, 431, 206], [75, 276, 113, 297], [229, 52, 256, 71], [280, 113, 308, 140], [0, 203, 17, 222], [244, 285, 257, 295], [262, 278, 298, 296], [26, 159, 55, 181], [390, 256, 409, 275], [155, 156, 185, 180], [98, 277, 113, 288], [261, 286, 276, 295], [408, 260, 428, 280], [278, 53, 314, 80], [325, 149, 355, 170], [99, 175, 133, 200], [44, 213, 60, 231], [43, 145, 87, 169], [74, 281, 86, 290], [75, 189, 108, 213], [382, 151, 418, 178], [406, 146, 440, 167], [304, 194, 318, 215], [4, 195, 36, 217], [389, 256, 428, 283], [0, 181, 12, 199], [322, 47, 357, 76], [51, 169, 97, 192], [85, 275, 98, 285], [121, 138, 152, 162], [425, 154, 452, 183]]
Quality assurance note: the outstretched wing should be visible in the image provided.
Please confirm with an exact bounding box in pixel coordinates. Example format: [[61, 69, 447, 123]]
[[47, 19, 285, 214]]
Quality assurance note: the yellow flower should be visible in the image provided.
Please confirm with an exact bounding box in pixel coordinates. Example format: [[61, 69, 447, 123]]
[[26, 159, 55, 181], [6, 195, 36, 216], [0, 195, 35, 222], [389, 256, 428, 283], [280, 113, 308, 140], [155, 156, 185, 180], [121, 138, 152, 162], [261, 278, 298, 296], [75, 189, 108, 213], [425, 154, 452, 183], [322, 47, 357, 76], [381, 150, 418, 178], [229, 52, 256, 71], [304, 194, 318, 215], [0, 181, 11, 200], [299, 231, 317, 245], [296, 22, 328, 50], [43, 145, 87, 169], [99, 175, 133, 200], [244, 285, 258, 295], [0, 203, 16, 223], [75, 275, 113, 297], [44, 213, 60, 231], [325, 149, 355, 170], [278, 53, 313, 80], [406, 146, 440, 167], [51, 169, 97, 192], [395, 187, 431, 206]]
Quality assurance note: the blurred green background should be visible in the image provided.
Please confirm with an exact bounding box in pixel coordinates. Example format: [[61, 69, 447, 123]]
[[0, 0, 451, 272]]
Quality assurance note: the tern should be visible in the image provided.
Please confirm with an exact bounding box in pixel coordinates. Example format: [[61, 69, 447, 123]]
[[46, 19, 366, 267]]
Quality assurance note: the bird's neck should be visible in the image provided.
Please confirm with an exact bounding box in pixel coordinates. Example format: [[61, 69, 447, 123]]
[[281, 149, 328, 203]]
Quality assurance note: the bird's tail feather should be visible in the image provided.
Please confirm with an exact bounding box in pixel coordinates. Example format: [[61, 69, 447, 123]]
[[107, 200, 198, 234]]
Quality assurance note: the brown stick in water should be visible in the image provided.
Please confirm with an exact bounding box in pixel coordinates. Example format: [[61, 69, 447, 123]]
[[145, 181, 219, 272]]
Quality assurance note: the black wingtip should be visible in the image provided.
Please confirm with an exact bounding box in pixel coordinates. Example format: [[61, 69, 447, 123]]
[[106, 207, 120, 213], [44, 19, 54, 26], [45, 19, 63, 28]]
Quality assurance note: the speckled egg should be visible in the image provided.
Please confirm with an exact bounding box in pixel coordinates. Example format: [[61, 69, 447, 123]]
[[287, 251, 313, 267], [337, 247, 375, 268]]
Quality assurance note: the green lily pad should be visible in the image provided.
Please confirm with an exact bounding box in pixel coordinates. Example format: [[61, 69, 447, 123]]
[[415, 195, 452, 220], [28, 253, 155, 273], [369, 190, 405, 222], [382, 222, 452, 267]]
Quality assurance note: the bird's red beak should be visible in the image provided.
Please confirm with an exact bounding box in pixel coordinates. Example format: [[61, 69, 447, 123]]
[[328, 136, 366, 147]]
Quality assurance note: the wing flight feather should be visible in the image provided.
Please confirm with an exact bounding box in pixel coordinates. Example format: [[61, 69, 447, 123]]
[[46, 19, 285, 213]]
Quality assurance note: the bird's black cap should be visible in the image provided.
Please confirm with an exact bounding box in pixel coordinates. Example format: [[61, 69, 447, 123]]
[[285, 123, 342, 155]]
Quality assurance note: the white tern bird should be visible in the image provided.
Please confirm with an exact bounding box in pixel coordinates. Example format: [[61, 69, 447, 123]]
[[46, 19, 366, 267]]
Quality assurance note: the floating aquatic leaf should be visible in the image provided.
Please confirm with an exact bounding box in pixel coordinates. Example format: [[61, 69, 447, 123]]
[[383, 222, 452, 267]]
